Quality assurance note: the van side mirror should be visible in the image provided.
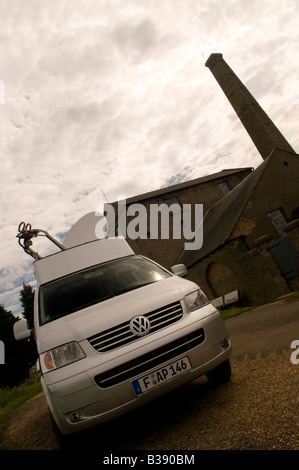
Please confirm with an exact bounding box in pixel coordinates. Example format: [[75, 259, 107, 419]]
[[171, 264, 188, 277], [13, 318, 32, 341]]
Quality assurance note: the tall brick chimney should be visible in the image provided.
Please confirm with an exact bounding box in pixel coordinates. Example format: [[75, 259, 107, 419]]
[[205, 53, 295, 159]]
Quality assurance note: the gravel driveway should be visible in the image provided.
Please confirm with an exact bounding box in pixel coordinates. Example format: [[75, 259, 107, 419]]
[[3, 298, 299, 451]]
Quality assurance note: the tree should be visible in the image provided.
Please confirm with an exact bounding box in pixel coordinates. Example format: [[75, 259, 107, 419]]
[[0, 305, 29, 387], [0, 285, 38, 388], [19, 283, 34, 329]]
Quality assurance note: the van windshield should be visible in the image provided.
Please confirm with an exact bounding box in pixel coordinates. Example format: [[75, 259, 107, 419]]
[[39, 255, 171, 325]]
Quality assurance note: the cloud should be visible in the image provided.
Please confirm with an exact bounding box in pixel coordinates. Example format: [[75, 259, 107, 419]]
[[113, 18, 157, 56], [1, 0, 298, 314]]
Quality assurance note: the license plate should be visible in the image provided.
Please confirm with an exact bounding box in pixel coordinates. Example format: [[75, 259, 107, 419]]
[[132, 356, 191, 396]]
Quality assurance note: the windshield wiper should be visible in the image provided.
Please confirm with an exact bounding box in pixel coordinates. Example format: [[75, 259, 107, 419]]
[[115, 281, 156, 296]]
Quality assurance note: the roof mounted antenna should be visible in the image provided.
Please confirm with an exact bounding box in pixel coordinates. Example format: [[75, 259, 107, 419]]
[[16, 221, 66, 260]]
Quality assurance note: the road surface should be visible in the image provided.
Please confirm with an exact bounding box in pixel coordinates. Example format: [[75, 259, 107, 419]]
[[2, 297, 299, 451]]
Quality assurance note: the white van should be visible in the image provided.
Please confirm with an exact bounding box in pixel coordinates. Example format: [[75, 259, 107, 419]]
[[14, 224, 231, 436]]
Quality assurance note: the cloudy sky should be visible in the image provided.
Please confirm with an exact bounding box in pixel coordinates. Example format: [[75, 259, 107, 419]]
[[1, 0, 299, 315]]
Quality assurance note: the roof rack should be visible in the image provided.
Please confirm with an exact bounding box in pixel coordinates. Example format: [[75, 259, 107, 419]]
[[16, 221, 66, 260]]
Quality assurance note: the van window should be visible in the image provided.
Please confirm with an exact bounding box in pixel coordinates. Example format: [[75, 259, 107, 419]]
[[39, 255, 171, 325]]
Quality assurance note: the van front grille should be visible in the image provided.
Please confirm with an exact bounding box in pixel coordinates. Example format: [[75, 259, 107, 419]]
[[94, 328, 205, 388], [87, 301, 183, 353]]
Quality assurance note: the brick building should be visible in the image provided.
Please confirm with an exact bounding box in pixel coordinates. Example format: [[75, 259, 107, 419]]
[[108, 53, 299, 306], [177, 147, 299, 306], [177, 54, 299, 306]]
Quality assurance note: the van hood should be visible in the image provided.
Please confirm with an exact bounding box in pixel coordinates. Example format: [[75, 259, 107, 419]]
[[36, 276, 200, 352]]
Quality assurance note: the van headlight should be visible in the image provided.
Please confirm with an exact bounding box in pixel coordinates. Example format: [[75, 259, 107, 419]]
[[40, 342, 86, 372], [185, 289, 209, 312]]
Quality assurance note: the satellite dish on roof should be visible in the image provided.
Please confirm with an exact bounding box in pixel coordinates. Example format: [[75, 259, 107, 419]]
[[63, 212, 108, 248]]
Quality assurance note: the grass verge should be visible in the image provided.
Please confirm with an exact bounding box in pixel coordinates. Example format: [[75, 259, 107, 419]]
[[283, 291, 299, 302], [220, 290, 299, 320], [220, 306, 256, 320], [0, 376, 42, 448]]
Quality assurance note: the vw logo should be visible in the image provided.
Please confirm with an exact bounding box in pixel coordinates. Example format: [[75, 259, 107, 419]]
[[130, 316, 151, 337]]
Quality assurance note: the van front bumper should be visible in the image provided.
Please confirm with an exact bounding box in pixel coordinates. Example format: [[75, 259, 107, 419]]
[[42, 311, 231, 435]]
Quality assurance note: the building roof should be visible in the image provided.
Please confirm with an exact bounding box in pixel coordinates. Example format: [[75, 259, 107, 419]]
[[177, 158, 271, 267], [113, 168, 253, 205]]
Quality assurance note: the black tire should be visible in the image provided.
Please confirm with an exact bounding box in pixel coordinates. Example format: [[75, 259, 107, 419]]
[[206, 359, 232, 385], [48, 408, 72, 449]]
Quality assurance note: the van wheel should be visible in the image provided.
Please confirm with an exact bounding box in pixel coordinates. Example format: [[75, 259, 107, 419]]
[[206, 359, 231, 385]]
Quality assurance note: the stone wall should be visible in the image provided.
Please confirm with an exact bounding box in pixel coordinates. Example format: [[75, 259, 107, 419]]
[[283, 219, 299, 290], [187, 234, 292, 307]]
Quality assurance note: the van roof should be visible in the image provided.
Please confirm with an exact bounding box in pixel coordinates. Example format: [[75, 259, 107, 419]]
[[34, 237, 134, 285]]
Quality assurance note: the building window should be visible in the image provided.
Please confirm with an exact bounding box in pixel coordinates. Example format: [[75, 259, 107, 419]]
[[164, 197, 181, 215], [267, 208, 289, 237], [218, 182, 231, 195]]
